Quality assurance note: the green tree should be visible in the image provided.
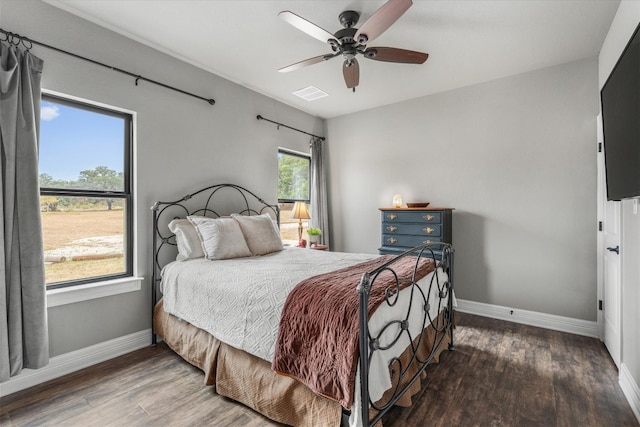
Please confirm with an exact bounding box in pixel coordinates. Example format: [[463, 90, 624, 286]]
[[78, 166, 123, 210], [39, 173, 54, 187], [40, 196, 59, 212], [78, 166, 122, 191], [39, 173, 71, 188], [278, 154, 309, 200]]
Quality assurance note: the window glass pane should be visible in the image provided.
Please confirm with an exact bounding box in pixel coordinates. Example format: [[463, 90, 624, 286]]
[[42, 196, 126, 284], [39, 99, 125, 191], [278, 151, 310, 201]]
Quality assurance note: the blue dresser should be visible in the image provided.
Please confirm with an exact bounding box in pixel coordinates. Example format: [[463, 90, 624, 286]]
[[379, 207, 453, 255]]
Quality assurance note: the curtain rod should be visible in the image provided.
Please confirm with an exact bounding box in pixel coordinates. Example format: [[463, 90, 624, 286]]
[[256, 115, 325, 141], [0, 28, 215, 107]]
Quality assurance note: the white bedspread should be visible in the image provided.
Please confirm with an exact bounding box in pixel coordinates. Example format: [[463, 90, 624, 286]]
[[160, 247, 376, 362]]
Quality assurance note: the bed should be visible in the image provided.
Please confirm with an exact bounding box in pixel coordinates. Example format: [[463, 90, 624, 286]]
[[151, 184, 455, 427]]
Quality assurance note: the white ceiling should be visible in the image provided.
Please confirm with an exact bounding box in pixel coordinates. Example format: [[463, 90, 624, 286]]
[[44, 0, 620, 119]]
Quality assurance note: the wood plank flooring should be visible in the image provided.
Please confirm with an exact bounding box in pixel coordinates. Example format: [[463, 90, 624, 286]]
[[1, 312, 637, 426]]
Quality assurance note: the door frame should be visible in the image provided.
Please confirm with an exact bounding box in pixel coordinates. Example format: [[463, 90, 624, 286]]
[[596, 113, 622, 366], [597, 113, 604, 340]]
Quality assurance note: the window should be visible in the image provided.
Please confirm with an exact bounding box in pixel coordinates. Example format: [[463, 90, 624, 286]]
[[278, 149, 310, 202], [39, 94, 133, 289], [278, 149, 311, 245]]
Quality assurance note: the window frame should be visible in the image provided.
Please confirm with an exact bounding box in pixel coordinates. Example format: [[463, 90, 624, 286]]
[[40, 93, 134, 290], [277, 148, 311, 203]]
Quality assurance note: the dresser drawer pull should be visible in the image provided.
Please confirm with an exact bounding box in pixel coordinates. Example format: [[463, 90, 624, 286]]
[[387, 237, 398, 245], [423, 214, 434, 221], [423, 240, 432, 244], [387, 214, 397, 220], [423, 227, 435, 234], [386, 225, 398, 232]]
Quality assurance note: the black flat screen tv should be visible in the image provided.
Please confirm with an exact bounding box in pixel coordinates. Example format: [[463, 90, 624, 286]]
[[601, 22, 640, 201]]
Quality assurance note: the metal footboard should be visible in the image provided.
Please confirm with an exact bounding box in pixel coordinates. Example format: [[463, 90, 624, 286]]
[[357, 242, 454, 426]]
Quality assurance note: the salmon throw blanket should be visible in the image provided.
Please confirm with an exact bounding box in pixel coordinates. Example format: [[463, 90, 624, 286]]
[[272, 255, 436, 409]]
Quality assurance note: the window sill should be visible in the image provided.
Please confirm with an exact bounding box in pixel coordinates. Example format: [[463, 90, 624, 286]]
[[47, 276, 143, 308]]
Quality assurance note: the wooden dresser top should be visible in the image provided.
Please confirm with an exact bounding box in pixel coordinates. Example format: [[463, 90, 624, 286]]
[[379, 207, 454, 211]]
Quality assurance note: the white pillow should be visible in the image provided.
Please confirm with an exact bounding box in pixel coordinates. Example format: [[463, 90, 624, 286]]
[[187, 216, 252, 260], [232, 214, 284, 256], [168, 218, 205, 261]]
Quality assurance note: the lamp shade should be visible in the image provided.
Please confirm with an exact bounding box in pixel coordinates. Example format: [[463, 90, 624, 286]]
[[291, 201, 310, 220]]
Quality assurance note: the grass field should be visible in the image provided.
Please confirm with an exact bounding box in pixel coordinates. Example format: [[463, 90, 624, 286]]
[[45, 257, 124, 284], [41, 210, 124, 250], [42, 210, 125, 284]]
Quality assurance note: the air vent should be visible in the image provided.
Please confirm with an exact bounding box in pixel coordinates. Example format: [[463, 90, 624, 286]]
[[292, 86, 328, 101]]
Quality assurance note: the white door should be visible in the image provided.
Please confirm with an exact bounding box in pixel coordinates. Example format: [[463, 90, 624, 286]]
[[597, 114, 622, 367], [603, 200, 621, 367]]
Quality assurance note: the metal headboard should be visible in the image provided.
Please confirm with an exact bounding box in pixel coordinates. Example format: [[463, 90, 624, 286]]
[[150, 183, 279, 344]]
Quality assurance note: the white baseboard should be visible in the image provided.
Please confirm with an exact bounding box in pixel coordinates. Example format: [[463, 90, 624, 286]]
[[0, 329, 151, 397], [455, 299, 599, 338], [620, 363, 640, 424]]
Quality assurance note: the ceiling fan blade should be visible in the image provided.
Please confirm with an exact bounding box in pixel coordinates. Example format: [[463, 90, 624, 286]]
[[278, 53, 338, 73], [279, 11, 338, 45], [343, 59, 360, 90], [363, 47, 428, 64], [354, 0, 412, 44]]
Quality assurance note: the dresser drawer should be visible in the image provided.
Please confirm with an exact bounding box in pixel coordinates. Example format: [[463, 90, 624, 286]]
[[381, 223, 442, 237], [382, 234, 443, 248], [382, 211, 442, 224]]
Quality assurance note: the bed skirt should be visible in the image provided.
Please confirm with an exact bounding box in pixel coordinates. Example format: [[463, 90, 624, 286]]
[[154, 300, 451, 426]]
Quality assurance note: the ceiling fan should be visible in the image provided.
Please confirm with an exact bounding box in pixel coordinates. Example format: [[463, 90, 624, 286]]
[[278, 0, 428, 92]]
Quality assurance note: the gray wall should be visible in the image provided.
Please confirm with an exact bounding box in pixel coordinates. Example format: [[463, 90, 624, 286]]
[[327, 58, 599, 321], [2, 0, 320, 357], [599, 0, 640, 396]]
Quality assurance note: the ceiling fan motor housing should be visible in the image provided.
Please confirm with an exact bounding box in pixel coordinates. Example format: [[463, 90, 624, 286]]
[[335, 11, 363, 51], [339, 10, 360, 28], [334, 27, 357, 44]]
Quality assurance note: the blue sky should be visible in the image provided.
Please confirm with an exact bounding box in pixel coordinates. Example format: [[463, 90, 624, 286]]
[[39, 100, 124, 182]]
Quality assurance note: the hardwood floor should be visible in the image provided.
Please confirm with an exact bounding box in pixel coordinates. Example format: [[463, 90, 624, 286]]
[[384, 313, 638, 427], [1, 312, 637, 426]]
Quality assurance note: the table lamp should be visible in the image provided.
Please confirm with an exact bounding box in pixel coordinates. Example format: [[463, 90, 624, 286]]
[[291, 201, 310, 243]]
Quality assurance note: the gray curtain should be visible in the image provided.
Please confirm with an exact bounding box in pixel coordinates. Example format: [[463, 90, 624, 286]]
[[0, 41, 49, 381], [309, 136, 329, 248]]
